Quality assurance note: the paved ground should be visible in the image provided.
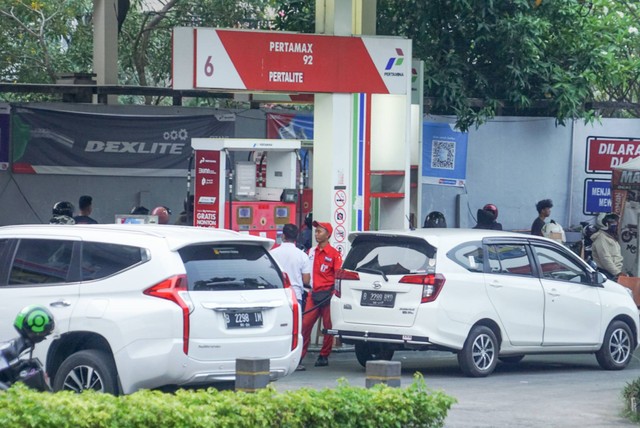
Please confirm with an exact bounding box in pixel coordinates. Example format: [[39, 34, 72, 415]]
[[273, 347, 640, 427]]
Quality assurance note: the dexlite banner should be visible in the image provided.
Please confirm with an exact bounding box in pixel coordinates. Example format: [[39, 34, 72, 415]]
[[11, 105, 234, 176], [173, 28, 411, 95]]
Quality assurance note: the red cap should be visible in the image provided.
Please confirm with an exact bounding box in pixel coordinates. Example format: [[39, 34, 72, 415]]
[[312, 221, 333, 236]]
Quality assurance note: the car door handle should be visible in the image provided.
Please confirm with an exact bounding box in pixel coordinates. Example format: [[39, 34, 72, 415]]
[[547, 291, 560, 297], [50, 300, 71, 308], [489, 282, 503, 288]]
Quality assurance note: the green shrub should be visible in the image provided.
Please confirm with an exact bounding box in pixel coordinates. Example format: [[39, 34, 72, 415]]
[[623, 377, 640, 423], [0, 374, 455, 428]]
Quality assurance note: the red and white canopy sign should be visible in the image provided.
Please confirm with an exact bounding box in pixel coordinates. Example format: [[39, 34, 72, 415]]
[[173, 28, 410, 95]]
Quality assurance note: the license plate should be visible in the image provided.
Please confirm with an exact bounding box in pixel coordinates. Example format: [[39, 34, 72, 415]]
[[224, 311, 263, 328], [360, 290, 396, 308]]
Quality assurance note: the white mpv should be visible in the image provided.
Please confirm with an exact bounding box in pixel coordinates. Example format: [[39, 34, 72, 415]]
[[329, 229, 639, 377], [0, 224, 302, 394]]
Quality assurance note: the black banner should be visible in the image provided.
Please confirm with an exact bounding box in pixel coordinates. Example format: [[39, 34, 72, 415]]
[[11, 105, 235, 176]]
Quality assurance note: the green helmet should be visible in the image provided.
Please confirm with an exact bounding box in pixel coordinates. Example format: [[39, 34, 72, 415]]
[[14, 305, 55, 343]]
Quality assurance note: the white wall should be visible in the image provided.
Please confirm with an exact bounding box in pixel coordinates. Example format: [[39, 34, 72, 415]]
[[421, 116, 640, 232]]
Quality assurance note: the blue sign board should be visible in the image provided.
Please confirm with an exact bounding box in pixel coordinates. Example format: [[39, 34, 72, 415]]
[[422, 122, 468, 187], [584, 179, 611, 215]]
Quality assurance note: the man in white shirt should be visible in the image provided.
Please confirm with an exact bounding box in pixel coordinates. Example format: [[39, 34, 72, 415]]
[[271, 223, 312, 308]]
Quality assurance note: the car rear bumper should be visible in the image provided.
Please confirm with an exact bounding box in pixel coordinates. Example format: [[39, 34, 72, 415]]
[[326, 328, 431, 346], [116, 338, 301, 394]]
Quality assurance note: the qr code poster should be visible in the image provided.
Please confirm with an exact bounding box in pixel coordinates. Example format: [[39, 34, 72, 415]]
[[422, 122, 468, 187], [431, 140, 456, 170]]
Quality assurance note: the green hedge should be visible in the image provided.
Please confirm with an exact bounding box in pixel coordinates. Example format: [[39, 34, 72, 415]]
[[0, 374, 455, 428], [623, 377, 640, 423]]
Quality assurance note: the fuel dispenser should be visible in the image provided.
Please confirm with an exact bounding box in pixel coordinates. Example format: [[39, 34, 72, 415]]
[[190, 138, 303, 241]]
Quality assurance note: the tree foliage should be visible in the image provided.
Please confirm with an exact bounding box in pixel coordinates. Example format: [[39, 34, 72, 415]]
[[273, 0, 640, 130], [0, 0, 277, 104], [0, 0, 638, 128]]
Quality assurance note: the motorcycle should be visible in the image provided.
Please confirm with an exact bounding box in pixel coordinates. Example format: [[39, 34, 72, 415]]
[[0, 306, 55, 392], [576, 220, 598, 268]]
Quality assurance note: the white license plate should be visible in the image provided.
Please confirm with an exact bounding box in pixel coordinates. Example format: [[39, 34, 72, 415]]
[[224, 311, 263, 328], [360, 291, 396, 308]]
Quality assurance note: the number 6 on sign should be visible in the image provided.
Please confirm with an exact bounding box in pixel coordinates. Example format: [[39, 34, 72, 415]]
[[204, 56, 214, 77]]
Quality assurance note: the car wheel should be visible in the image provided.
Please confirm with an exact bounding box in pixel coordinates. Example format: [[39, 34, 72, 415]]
[[53, 350, 119, 394], [458, 326, 498, 377], [354, 342, 395, 368], [595, 320, 633, 370], [498, 355, 525, 364]]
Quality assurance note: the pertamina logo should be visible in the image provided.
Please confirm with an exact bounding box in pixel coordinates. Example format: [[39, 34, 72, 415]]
[[384, 48, 405, 78], [199, 157, 217, 164]]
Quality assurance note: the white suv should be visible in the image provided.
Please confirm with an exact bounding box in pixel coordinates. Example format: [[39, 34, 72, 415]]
[[0, 224, 302, 394], [329, 229, 639, 377]]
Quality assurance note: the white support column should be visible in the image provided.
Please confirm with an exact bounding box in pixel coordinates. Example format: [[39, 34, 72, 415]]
[[93, 0, 119, 104]]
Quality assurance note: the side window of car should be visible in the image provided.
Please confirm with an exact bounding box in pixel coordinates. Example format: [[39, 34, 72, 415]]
[[81, 242, 146, 281], [447, 242, 484, 272], [9, 239, 74, 285], [487, 244, 533, 277], [532, 245, 589, 283]]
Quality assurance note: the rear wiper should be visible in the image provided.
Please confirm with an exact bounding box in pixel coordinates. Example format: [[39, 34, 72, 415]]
[[356, 267, 388, 282]]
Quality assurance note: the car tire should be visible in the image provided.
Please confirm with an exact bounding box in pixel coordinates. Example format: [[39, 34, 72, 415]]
[[53, 350, 119, 394], [354, 342, 395, 368], [595, 320, 633, 370], [458, 325, 498, 377], [498, 355, 525, 364]]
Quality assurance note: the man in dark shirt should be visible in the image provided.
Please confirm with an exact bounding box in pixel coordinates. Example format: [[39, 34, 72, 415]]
[[531, 199, 552, 236], [73, 195, 98, 224]]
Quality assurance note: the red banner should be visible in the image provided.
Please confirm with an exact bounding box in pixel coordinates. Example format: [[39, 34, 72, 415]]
[[586, 137, 640, 173], [193, 150, 221, 228]]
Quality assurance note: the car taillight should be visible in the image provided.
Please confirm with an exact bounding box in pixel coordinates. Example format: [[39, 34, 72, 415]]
[[282, 272, 292, 288], [399, 273, 446, 303], [289, 288, 300, 351], [143, 274, 193, 355], [335, 269, 359, 298]]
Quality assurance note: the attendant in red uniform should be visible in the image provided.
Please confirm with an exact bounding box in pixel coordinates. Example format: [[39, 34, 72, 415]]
[[300, 221, 342, 368]]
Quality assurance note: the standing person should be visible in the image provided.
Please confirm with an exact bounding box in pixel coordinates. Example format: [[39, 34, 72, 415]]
[[592, 213, 624, 280], [296, 212, 313, 252], [531, 199, 553, 236], [175, 195, 194, 226], [473, 204, 502, 230], [271, 223, 311, 309], [300, 221, 342, 369], [73, 195, 98, 224]]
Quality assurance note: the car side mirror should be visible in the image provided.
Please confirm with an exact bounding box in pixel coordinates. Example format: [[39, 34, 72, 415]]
[[591, 271, 607, 285]]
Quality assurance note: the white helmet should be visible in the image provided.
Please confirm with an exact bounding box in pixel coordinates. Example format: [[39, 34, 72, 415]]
[[542, 220, 566, 243], [596, 212, 619, 230]]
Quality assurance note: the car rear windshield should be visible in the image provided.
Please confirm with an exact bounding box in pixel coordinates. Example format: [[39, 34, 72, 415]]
[[178, 244, 283, 291], [343, 235, 436, 275]]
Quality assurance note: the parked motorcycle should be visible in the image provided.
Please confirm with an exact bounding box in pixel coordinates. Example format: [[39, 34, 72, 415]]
[[0, 305, 55, 391]]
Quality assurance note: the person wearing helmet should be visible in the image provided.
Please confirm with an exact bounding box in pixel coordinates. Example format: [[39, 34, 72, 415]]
[[531, 199, 553, 236], [49, 201, 75, 225], [14, 305, 55, 344], [591, 213, 623, 280], [130, 206, 150, 215], [151, 206, 171, 225], [423, 211, 447, 228], [473, 204, 503, 230]]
